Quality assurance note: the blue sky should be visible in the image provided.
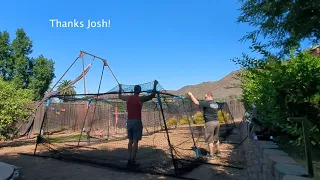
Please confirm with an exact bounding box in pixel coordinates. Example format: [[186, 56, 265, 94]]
[[1, 0, 258, 94]]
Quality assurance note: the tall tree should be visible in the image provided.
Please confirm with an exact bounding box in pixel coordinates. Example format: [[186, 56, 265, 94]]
[[0, 31, 13, 80], [11, 28, 33, 88], [0, 28, 55, 101], [237, 0, 320, 57], [28, 55, 55, 100]]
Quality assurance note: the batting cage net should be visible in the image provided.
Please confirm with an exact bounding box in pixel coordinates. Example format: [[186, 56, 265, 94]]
[[33, 81, 235, 177]]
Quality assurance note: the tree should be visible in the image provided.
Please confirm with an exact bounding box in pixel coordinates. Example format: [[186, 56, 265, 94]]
[[237, 0, 320, 57], [0, 28, 55, 101], [57, 80, 76, 102], [0, 31, 13, 80], [11, 28, 33, 88], [0, 78, 33, 140], [28, 55, 55, 100]]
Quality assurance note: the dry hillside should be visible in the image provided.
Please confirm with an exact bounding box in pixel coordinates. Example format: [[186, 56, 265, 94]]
[[169, 70, 242, 99]]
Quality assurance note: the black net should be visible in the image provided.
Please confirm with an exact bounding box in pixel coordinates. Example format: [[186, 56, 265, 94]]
[[107, 81, 167, 94], [34, 81, 236, 177], [217, 102, 236, 139]]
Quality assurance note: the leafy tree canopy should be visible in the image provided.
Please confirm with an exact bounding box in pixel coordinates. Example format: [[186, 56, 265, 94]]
[[0, 28, 55, 100], [238, 0, 320, 57]]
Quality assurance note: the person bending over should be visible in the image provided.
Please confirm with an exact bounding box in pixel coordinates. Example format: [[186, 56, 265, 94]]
[[187, 91, 221, 160], [118, 80, 158, 167]]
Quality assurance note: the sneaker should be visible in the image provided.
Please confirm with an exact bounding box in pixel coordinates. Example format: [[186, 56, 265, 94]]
[[215, 151, 221, 157], [206, 154, 215, 160]]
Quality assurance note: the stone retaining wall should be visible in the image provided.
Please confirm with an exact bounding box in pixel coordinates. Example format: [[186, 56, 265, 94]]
[[240, 122, 314, 180]]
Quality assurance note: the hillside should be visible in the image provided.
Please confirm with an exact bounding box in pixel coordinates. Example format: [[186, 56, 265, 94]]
[[169, 70, 242, 99]]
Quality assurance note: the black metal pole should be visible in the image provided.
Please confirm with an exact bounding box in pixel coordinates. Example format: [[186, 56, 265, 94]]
[[302, 118, 314, 177], [157, 93, 180, 176], [288, 117, 314, 177]]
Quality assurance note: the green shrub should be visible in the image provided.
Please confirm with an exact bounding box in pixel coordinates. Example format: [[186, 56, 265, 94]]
[[0, 78, 33, 140], [193, 111, 205, 124], [166, 116, 178, 127], [178, 115, 190, 125], [234, 50, 320, 145], [217, 110, 229, 124]]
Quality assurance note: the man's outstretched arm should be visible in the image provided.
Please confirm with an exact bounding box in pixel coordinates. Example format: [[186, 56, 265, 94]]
[[118, 84, 129, 101], [140, 80, 158, 102], [187, 92, 199, 105], [140, 92, 156, 102]]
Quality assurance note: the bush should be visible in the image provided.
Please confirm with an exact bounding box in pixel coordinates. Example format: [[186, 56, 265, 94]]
[[193, 111, 205, 124], [166, 116, 178, 127], [178, 115, 190, 125], [0, 78, 33, 140], [235, 50, 320, 145], [217, 110, 229, 124]]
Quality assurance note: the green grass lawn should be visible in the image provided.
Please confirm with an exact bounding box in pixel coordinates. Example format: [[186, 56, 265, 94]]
[[47, 134, 89, 143]]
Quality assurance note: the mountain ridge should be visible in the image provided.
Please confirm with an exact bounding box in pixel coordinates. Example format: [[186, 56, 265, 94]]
[[166, 70, 242, 99]]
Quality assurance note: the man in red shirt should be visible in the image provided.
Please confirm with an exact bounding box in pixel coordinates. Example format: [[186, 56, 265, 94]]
[[118, 80, 158, 167]]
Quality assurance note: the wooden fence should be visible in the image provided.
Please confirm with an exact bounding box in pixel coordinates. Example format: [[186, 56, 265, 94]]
[[17, 98, 245, 136], [225, 99, 245, 120]]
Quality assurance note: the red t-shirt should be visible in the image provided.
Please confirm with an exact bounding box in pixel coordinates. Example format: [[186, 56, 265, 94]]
[[127, 95, 142, 120]]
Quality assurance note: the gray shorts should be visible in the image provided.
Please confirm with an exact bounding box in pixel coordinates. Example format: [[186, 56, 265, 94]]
[[127, 119, 143, 141], [204, 121, 220, 143]]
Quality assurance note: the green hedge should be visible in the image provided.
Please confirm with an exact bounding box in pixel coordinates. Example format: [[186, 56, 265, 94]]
[[236, 50, 320, 145], [0, 78, 33, 140]]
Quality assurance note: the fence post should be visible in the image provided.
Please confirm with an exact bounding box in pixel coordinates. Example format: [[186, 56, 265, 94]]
[[287, 117, 314, 177]]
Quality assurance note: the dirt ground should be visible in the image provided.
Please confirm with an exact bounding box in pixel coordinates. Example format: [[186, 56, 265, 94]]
[[0, 121, 246, 180]]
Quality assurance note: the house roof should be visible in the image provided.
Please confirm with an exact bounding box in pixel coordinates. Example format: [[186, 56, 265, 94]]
[[311, 45, 319, 50]]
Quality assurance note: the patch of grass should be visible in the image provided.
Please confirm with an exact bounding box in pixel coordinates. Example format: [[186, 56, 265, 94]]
[[47, 134, 89, 143]]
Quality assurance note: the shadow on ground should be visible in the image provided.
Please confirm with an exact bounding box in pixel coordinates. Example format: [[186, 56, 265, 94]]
[[0, 152, 179, 180], [0, 121, 246, 180], [0, 138, 36, 148]]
